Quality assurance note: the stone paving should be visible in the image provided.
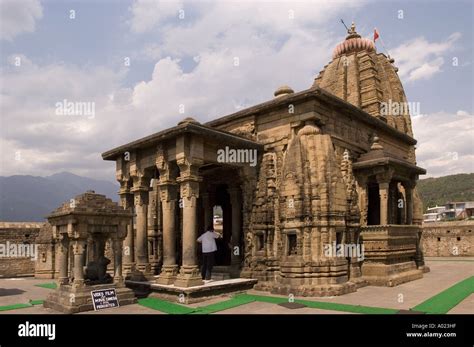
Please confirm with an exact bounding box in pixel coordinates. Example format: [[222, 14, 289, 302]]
[[0, 258, 472, 315]]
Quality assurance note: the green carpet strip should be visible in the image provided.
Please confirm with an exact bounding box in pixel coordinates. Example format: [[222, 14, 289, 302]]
[[411, 276, 474, 314], [0, 300, 44, 312], [137, 293, 397, 314], [0, 303, 32, 312], [34, 282, 57, 289], [234, 293, 398, 314], [193, 295, 257, 314], [137, 297, 197, 314]]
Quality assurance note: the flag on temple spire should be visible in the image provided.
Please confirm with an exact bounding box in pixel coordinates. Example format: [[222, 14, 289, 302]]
[[374, 28, 380, 42]]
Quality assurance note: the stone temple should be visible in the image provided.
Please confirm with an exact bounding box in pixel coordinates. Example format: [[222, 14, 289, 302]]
[[99, 23, 428, 296]]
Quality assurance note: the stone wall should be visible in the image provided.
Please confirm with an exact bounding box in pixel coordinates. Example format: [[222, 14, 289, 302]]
[[422, 221, 474, 256], [35, 222, 59, 279], [0, 222, 44, 277]]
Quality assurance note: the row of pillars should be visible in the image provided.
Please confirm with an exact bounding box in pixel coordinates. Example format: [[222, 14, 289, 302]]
[[55, 225, 124, 287], [119, 164, 243, 287], [358, 173, 415, 226]]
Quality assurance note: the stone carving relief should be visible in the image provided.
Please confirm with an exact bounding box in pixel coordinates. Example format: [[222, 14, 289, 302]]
[[229, 121, 256, 140]]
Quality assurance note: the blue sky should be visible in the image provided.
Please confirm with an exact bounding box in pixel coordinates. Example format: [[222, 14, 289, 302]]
[[1, 0, 473, 181]]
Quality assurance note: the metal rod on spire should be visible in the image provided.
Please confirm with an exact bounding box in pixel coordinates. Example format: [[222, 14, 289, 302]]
[[340, 19, 349, 32]]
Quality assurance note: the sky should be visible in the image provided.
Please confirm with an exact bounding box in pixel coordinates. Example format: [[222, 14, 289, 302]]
[[0, 0, 473, 182]]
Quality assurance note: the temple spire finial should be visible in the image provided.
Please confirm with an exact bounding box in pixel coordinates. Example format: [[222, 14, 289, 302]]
[[345, 21, 361, 40], [349, 21, 356, 34]]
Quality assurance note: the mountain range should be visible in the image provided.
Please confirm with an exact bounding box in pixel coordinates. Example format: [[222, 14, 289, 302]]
[[0, 172, 118, 222]]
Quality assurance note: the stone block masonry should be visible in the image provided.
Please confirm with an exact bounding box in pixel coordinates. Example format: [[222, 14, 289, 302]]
[[0, 222, 43, 277], [422, 221, 474, 256]]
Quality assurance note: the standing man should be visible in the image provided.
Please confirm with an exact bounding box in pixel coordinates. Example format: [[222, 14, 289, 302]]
[[197, 228, 221, 281]]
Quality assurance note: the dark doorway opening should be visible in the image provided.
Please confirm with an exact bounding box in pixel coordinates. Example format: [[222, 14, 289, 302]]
[[367, 182, 380, 225], [214, 185, 231, 266]]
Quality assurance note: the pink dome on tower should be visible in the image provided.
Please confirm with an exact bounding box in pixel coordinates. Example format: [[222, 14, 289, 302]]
[[332, 22, 375, 59]]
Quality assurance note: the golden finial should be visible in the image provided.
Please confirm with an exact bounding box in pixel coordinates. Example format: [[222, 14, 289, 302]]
[[345, 21, 361, 40], [349, 21, 356, 35]]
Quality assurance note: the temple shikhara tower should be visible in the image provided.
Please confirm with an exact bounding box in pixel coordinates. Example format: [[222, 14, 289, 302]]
[[99, 23, 427, 296]]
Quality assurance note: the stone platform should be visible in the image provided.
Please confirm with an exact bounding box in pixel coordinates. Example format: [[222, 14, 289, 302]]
[[43, 283, 137, 313], [126, 278, 258, 304]]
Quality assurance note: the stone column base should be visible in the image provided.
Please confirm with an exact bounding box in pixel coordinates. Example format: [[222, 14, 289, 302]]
[[123, 262, 136, 276], [127, 263, 152, 282], [57, 277, 69, 286], [156, 265, 179, 285], [174, 265, 203, 287], [136, 263, 151, 273], [149, 261, 161, 275]]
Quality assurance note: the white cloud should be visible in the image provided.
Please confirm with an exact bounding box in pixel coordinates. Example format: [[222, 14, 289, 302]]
[[129, 0, 183, 33], [391, 32, 461, 82], [0, 0, 43, 40], [412, 111, 474, 177], [0, 55, 130, 179], [1, 0, 367, 180]]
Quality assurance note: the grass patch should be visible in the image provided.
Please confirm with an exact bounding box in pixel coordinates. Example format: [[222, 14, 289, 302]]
[[137, 297, 197, 314], [35, 282, 57, 290], [411, 276, 474, 314]]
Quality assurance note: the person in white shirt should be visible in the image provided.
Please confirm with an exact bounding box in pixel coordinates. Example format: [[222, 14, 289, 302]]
[[197, 228, 222, 281]]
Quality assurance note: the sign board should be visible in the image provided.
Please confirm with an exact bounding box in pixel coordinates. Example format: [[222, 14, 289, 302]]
[[91, 288, 120, 311]]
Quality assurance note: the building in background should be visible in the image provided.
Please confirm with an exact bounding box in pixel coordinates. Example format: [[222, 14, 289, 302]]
[[423, 201, 474, 222]]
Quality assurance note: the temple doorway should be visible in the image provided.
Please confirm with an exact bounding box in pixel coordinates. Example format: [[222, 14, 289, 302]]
[[214, 185, 232, 266], [367, 182, 381, 225]]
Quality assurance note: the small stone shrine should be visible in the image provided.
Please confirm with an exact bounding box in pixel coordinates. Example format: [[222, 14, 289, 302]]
[[43, 191, 136, 313]]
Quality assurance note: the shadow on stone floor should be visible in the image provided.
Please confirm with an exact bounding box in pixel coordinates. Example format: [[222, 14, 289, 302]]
[[0, 288, 26, 296]]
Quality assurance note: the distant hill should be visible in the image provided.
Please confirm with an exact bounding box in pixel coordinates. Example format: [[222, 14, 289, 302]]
[[0, 172, 118, 222], [417, 173, 474, 210]]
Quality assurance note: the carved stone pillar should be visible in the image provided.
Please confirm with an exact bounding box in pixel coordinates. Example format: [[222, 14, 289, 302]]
[[356, 175, 368, 226], [147, 181, 161, 274], [228, 187, 242, 269], [72, 240, 86, 288], [377, 172, 392, 225], [156, 181, 179, 284], [57, 234, 69, 285], [389, 181, 399, 224], [112, 238, 124, 284], [174, 161, 203, 287], [118, 182, 134, 272], [131, 175, 151, 273], [403, 181, 414, 225]]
